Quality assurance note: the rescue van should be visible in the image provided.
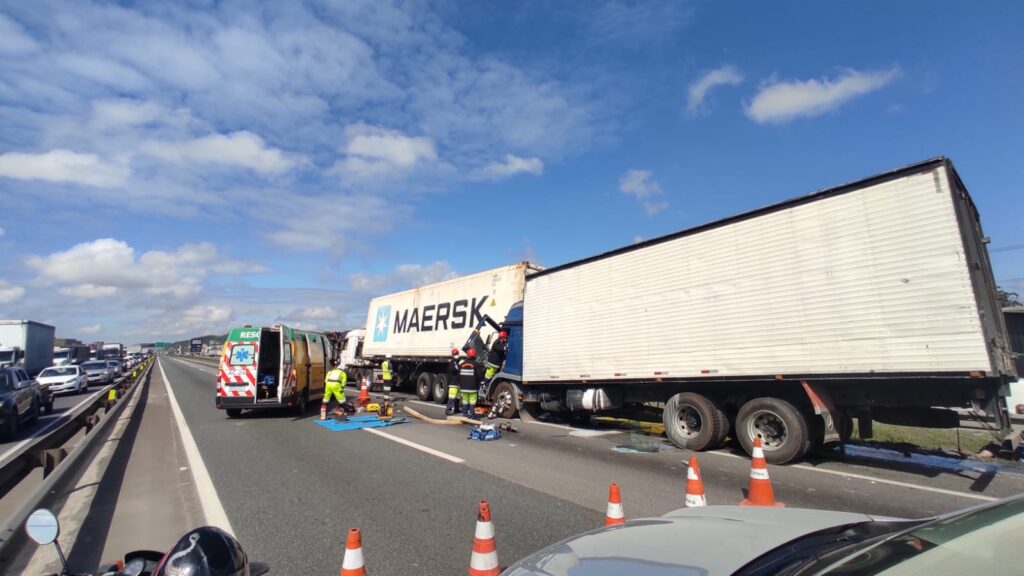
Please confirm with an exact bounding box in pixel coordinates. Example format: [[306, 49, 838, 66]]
[[215, 325, 331, 418]]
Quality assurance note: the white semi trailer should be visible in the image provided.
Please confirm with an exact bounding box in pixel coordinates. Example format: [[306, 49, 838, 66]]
[[473, 158, 1015, 463]]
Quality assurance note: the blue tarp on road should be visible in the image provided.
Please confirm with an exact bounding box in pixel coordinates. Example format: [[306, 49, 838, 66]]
[[314, 415, 409, 432]]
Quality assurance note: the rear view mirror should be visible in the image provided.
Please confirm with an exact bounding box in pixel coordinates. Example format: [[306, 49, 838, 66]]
[[25, 509, 59, 545]]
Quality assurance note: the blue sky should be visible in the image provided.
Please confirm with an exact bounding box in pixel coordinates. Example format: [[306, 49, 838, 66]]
[[0, 1, 1021, 343]]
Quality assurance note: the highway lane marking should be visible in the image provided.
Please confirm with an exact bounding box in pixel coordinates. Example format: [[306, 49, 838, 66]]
[[0, 387, 111, 463], [362, 428, 466, 463], [159, 358, 238, 534], [704, 449, 998, 502]]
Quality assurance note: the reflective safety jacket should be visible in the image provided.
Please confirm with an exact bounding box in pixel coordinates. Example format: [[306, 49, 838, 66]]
[[459, 359, 483, 393], [325, 368, 347, 386], [381, 360, 393, 382]]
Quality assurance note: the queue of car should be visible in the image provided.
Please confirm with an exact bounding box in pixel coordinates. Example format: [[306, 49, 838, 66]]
[[1, 351, 151, 440]]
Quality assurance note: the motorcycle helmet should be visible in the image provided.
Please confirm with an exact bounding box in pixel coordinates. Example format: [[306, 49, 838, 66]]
[[154, 526, 249, 576]]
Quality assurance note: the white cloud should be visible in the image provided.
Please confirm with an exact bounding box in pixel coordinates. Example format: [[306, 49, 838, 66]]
[[91, 99, 168, 128], [332, 123, 438, 184], [350, 262, 458, 293], [0, 281, 25, 304], [78, 324, 102, 334], [619, 169, 668, 216], [687, 65, 744, 115], [142, 131, 301, 175], [297, 306, 338, 320], [27, 238, 262, 301], [59, 284, 120, 299], [0, 149, 130, 187], [260, 192, 400, 252], [0, 14, 39, 54], [477, 154, 544, 180], [745, 67, 900, 124]]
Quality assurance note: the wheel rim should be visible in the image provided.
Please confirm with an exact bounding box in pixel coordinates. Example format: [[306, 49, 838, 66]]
[[494, 386, 514, 417], [745, 409, 788, 449], [673, 405, 703, 439]]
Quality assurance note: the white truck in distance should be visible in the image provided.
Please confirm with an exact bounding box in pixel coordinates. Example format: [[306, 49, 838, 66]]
[[0, 320, 56, 377], [336, 262, 541, 401]]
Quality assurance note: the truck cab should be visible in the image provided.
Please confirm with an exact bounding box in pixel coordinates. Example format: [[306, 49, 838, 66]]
[[0, 346, 22, 369]]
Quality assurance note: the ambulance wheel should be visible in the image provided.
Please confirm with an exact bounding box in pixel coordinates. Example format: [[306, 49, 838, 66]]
[[416, 372, 434, 401], [433, 374, 448, 404], [294, 389, 308, 415], [225, 409, 242, 418], [663, 392, 729, 452]]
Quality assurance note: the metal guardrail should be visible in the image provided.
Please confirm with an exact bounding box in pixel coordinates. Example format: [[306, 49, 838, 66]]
[[0, 358, 156, 558]]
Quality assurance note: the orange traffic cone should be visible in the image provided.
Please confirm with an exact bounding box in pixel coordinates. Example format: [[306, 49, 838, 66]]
[[604, 483, 625, 526], [340, 528, 367, 576], [357, 377, 370, 407], [684, 457, 707, 507], [469, 500, 500, 576], [739, 438, 785, 507]]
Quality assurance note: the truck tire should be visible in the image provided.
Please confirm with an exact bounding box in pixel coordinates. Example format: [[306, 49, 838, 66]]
[[663, 393, 729, 451], [737, 397, 811, 464], [28, 399, 40, 424], [416, 372, 434, 401], [225, 409, 242, 419], [432, 374, 448, 404], [489, 381, 520, 420]]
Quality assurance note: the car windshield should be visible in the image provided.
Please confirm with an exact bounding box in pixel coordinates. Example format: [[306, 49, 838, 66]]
[[53, 350, 69, 358], [817, 496, 1024, 575], [41, 367, 76, 377], [0, 351, 14, 363], [82, 362, 106, 370]]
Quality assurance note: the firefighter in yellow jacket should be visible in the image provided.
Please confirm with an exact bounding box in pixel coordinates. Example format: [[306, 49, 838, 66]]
[[323, 361, 348, 414]]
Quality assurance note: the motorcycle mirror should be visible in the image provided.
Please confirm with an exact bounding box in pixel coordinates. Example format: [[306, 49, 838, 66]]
[[25, 508, 60, 545]]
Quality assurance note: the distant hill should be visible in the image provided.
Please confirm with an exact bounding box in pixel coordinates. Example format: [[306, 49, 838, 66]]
[[170, 334, 227, 350]]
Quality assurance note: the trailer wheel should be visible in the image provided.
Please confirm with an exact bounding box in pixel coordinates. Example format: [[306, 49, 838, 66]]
[[663, 393, 728, 451], [416, 372, 434, 401], [432, 374, 448, 404], [737, 397, 811, 464], [225, 409, 242, 419], [490, 381, 520, 420]]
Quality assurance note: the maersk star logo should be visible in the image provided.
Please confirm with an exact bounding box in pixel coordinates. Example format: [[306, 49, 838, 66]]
[[373, 305, 391, 342]]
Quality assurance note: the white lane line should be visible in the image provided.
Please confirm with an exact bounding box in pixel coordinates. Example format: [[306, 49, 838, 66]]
[[704, 449, 998, 502], [362, 427, 465, 463], [158, 358, 237, 533], [0, 388, 110, 463]]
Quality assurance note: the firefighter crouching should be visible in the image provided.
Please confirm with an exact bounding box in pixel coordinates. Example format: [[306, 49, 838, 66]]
[[323, 361, 353, 415]]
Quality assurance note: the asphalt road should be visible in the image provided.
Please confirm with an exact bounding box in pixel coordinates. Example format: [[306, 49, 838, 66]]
[[160, 356, 1024, 575], [0, 382, 117, 457]]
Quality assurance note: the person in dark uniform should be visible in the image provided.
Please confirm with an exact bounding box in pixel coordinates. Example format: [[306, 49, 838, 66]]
[[484, 330, 508, 381], [445, 348, 462, 415], [459, 348, 485, 418]]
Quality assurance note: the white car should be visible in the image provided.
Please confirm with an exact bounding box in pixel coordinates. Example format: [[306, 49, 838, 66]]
[[37, 365, 88, 395]]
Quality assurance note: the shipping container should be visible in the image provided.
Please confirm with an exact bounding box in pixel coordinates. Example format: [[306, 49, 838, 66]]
[[480, 158, 1014, 463]]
